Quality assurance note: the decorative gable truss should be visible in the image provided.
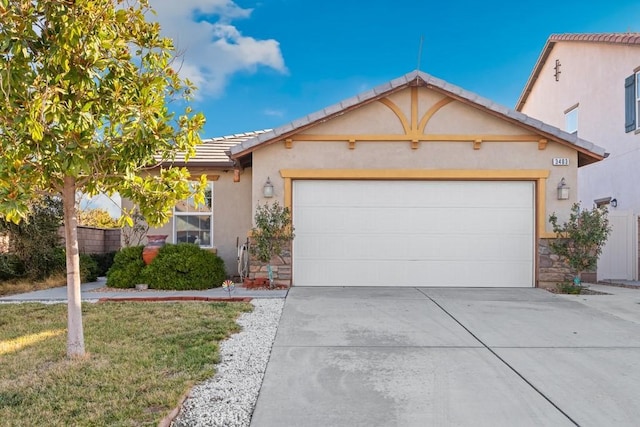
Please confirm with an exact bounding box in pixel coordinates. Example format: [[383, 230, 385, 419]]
[[283, 87, 549, 151]]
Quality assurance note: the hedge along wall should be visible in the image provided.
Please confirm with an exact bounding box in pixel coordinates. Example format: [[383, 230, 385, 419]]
[[58, 226, 121, 254]]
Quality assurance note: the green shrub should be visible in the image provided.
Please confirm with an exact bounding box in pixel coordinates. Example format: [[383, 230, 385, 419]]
[[0, 253, 24, 280], [557, 282, 582, 294], [80, 254, 99, 283], [549, 203, 611, 285], [251, 201, 295, 264], [89, 251, 117, 277], [106, 246, 145, 288], [51, 246, 67, 273], [142, 243, 226, 290], [0, 196, 64, 280], [0, 247, 100, 283], [251, 201, 294, 288]]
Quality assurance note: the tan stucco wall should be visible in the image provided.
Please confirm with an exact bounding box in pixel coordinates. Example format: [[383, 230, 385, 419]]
[[213, 169, 253, 275], [520, 42, 640, 211], [252, 86, 580, 235]]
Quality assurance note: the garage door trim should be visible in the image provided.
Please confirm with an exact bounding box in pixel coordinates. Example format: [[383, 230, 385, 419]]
[[280, 169, 550, 287], [281, 168, 550, 236]]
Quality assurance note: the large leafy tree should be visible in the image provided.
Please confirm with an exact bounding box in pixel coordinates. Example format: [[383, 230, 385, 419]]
[[77, 207, 118, 228], [0, 0, 206, 357]]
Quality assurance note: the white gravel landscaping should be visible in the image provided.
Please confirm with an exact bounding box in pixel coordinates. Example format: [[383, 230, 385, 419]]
[[171, 298, 284, 427]]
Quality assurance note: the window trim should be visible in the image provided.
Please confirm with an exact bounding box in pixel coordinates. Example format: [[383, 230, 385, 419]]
[[594, 197, 612, 208], [172, 181, 214, 248], [564, 104, 578, 135]]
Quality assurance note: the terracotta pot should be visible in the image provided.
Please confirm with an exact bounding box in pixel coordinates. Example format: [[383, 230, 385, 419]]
[[142, 235, 168, 265], [254, 277, 268, 286]]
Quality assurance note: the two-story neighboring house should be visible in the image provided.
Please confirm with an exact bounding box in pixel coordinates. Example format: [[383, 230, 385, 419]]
[[517, 33, 640, 282]]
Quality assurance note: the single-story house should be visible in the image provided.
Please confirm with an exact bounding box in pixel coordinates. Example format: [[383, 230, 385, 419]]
[[136, 70, 607, 288]]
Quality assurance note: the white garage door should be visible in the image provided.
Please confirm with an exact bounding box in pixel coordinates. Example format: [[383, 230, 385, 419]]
[[293, 180, 534, 287]]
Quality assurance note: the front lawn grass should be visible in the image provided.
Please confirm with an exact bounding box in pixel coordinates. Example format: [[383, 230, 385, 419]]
[[0, 301, 252, 426]]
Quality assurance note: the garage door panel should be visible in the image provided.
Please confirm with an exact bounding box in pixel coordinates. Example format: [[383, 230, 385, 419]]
[[295, 259, 534, 287], [412, 260, 533, 287], [296, 233, 532, 262], [293, 180, 534, 287], [296, 181, 532, 208], [300, 207, 532, 235]]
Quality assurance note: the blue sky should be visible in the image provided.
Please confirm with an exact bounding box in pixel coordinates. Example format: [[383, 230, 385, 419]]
[[149, 0, 640, 139]]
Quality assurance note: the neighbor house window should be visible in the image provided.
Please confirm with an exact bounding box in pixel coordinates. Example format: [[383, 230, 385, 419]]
[[624, 70, 639, 133], [565, 105, 578, 135], [173, 181, 213, 247], [637, 71, 640, 130]]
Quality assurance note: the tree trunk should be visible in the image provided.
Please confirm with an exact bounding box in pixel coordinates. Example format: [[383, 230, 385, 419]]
[[63, 176, 85, 357]]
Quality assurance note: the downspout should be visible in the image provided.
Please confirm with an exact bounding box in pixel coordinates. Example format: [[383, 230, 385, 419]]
[[225, 150, 243, 182]]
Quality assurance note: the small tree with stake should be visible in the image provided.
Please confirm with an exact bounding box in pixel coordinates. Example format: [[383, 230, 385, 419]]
[[251, 201, 294, 288], [0, 0, 206, 357], [549, 203, 611, 293]]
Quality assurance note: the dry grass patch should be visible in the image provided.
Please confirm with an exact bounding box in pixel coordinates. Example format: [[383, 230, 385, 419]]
[[0, 273, 66, 297], [0, 301, 252, 426]]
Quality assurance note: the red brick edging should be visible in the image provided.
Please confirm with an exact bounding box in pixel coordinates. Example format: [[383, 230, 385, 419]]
[[158, 390, 190, 427], [97, 296, 252, 303]]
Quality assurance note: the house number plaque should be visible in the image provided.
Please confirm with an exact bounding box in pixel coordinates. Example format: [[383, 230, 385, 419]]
[[552, 158, 569, 166]]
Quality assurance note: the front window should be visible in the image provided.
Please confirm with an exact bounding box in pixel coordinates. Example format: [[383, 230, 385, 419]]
[[565, 105, 578, 135], [173, 182, 213, 247]]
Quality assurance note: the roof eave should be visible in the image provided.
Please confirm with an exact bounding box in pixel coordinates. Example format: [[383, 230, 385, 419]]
[[229, 89, 404, 160], [578, 151, 605, 167], [230, 69, 605, 166], [516, 33, 640, 111], [516, 40, 555, 112], [425, 83, 606, 166], [229, 72, 426, 159], [156, 160, 236, 169]]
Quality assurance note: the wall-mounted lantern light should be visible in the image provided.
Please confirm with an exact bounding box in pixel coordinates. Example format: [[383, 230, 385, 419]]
[[611, 198, 618, 208], [557, 178, 570, 200], [263, 177, 274, 198]]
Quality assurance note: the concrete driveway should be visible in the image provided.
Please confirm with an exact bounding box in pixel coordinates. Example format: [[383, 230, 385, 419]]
[[251, 286, 640, 427]]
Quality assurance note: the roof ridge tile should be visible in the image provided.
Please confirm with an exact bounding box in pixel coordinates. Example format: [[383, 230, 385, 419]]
[[549, 32, 640, 45]]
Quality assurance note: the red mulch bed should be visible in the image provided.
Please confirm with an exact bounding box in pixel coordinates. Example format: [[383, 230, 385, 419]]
[[545, 287, 610, 295]]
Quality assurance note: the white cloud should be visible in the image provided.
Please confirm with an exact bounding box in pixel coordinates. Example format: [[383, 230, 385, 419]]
[[263, 108, 286, 118], [149, 0, 287, 97]]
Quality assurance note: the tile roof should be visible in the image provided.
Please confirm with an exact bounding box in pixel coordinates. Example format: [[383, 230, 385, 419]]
[[516, 32, 640, 111], [548, 32, 640, 45], [159, 130, 271, 168], [229, 70, 606, 166]]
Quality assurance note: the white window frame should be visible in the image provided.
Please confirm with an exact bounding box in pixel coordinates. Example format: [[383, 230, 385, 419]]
[[564, 104, 578, 135], [173, 181, 214, 248]]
